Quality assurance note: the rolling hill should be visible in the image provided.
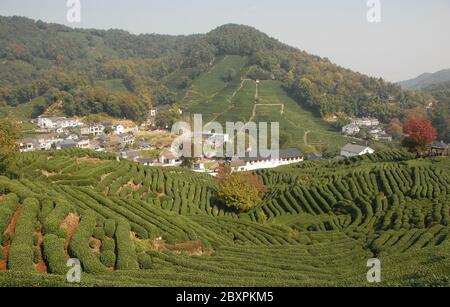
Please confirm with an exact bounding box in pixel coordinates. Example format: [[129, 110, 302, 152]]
[[399, 69, 450, 90], [0, 149, 449, 286], [0, 16, 429, 129], [179, 55, 353, 152]]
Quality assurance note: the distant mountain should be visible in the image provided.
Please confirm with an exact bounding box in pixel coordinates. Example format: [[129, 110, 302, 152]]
[[399, 69, 450, 90], [0, 16, 428, 124]]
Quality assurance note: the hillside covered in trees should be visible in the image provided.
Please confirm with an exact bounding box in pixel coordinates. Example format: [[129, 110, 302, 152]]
[[424, 82, 450, 142], [0, 16, 433, 123]]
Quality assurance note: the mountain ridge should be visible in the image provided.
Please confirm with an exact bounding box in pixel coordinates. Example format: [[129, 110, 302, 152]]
[[399, 69, 450, 90], [0, 15, 428, 123]]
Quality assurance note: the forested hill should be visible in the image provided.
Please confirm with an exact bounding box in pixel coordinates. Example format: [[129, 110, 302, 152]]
[[0, 16, 429, 122], [399, 69, 450, 91]]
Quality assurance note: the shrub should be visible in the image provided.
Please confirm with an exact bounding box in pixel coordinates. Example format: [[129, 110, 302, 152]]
[[8, 243, 34, 272], [101, 237, 115, 253], [69, 210, 106, 274], [8, 198, 39, 272], [131, 224, 148, 240], [93, 227, 105, 240], [42, 234, 67, 275], [104, 219, 117, 238], [216, 168, 264, 212], [0, 194, 19, 233], [0, 247, 4, 260], [42, 200, 72, 238], [39, 199, 54, 222], [115, 221, 139, 270], [137, 253, 153, 270], [100, 250, 116, 268]]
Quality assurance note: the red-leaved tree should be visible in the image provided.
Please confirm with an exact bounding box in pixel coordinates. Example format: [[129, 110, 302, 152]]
[[402, 117, 437, 153]]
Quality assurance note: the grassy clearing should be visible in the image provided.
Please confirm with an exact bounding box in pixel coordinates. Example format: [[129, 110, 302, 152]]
[[95, 79, 130, 93]]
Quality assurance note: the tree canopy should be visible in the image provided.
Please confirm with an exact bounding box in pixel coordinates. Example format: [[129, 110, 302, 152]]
[[216, 166, 267, 212], [402, 117, 437, 153]]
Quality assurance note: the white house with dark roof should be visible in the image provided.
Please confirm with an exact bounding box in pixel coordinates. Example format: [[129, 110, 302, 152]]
[[159, 150, 181, 166], [341, 144, 375, 158], [231, 149, 304, 172]]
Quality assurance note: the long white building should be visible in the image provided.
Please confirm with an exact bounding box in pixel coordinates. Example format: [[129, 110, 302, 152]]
[[231, 149, 304, 172]]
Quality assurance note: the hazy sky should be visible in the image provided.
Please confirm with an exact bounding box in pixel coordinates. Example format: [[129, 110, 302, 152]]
[[1, 0, 449, 82]]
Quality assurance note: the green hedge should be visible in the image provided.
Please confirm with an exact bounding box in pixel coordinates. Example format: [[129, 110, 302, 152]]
[[104, 219, 117, 238], [8, 198, 40, 272], [42, 234, 68, 275], [101, 237, 115, 253], [115, 221, 139, 270], [8, 244, 34, 272], [0, 194, 19, 233], [100, 250, 116, 267], [93, 227, 105, 240], [42, 199, 73, 238], [138, 253, 153, 270], [69, 210, 106, 274]]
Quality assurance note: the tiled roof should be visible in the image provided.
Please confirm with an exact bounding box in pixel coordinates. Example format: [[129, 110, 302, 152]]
[[241, 149, 303, 163], [341, 144, 371, 154]]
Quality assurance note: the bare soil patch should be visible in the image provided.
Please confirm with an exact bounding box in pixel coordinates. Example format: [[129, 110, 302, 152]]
[[33, 228, 48, 273], [61, 213, 80, 251], [89, 238, 102, 254]]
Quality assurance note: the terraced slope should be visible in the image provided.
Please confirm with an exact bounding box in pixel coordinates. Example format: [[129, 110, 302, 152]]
[[0, 149, 449, 287], [181, 57, 360, 152]]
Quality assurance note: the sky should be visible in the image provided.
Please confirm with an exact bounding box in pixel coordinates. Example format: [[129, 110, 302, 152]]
[[0, 0, 449, 82]]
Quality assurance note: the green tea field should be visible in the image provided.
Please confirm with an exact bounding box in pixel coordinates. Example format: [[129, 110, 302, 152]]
[[0, 149, 448, 287]]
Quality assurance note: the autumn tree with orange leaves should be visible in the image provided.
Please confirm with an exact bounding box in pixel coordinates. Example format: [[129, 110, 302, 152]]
[[402, 117, 437, 153]]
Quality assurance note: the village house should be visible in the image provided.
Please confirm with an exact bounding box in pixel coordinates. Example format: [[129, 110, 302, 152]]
[[373, 134, 393, 142], [136, 157, 160, 166], [115, 125, 125, 135], [117, 133, 135, 148], [19, 138, 39, 153], [429, 141, 449, 156], [159, 150, 181, 166], [76, 138, 91, 149], [80, 124, 105, 136], [138, 141, 152, 150], [192, 159, 218, 173], [37, 134, 62, 151], [342, 123, 361, 136], [230, 149, 304, 172], [57, 139, 78, 150], [121, 151, 140, 161], [37, 116, 81, 130], [37, 116, 64, 129], [20, 134, 62, 152], [352, 117, 380, 127], [340, 144, 375, 158]]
